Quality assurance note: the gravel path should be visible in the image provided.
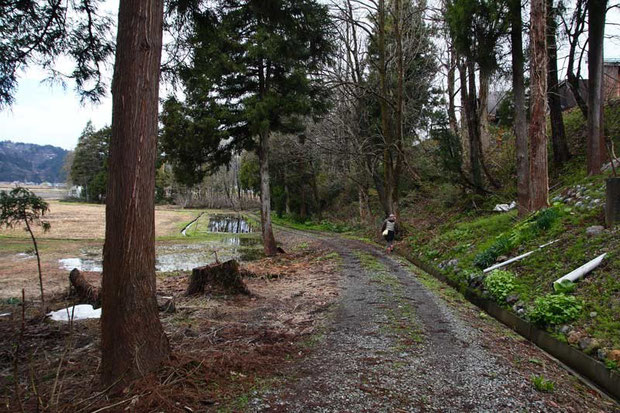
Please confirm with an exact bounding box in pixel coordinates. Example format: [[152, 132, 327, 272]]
[[251, 233, 618, 412]]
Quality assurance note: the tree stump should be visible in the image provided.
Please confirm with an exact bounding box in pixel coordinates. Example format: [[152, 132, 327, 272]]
[[69, 268, 101, 307], [185, 259, 250, 296]]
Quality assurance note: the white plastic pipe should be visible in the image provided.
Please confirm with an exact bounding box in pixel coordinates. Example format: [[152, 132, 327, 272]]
[[483, 239, 559, 273], [553, 253, 607, 286]]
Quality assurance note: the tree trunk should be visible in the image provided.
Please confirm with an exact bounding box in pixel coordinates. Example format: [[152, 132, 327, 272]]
[[370, 161, 389, 216], [69, 269, 101, 306], [357, 184, 371, 223], [510, 0, 530, 216], [25, 220, 44, 311], [284, 165, 291, 215], [479, 71, 490, 151], [392, 0, 404, 218], [587, 0, 607, 175], [101, 0, 169, 388], [447, 45, 459, 135], [465, 60, 484, 193], [258, 131, 278, 256], [529, 0, 550, 211], [458, 58, 470, 168], [312, 171, 322, 220], [547, 0, 571, 167]]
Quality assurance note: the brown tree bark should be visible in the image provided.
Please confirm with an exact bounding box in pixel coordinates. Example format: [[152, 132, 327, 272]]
[[258, 131, 278, 256], [186, 260, 249, 296], [447, 45, 459, 135], [547, 0, 571, 167], [529, 0, 550, 211], [510, 0, 530, 216], [101, 0, 169, 388], [69, 269, 100, 306], [479, 71, 490, 151], [464, 60, 484, 193], [458, 58, 470, 167], [587, 0, 607, 175]]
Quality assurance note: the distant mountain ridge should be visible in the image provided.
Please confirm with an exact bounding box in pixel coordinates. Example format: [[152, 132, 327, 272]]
[[0, 141, 69, 183]]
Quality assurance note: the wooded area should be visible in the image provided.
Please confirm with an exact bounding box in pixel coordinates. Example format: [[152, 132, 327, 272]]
[[2, 0, 619, 396]]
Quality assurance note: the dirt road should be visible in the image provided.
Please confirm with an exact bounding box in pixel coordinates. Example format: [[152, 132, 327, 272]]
[[252, 232, 618, 412]]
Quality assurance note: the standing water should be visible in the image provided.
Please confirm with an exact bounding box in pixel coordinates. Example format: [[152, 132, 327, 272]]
[[207, 215, 254, 233], [60, 214, 261, 273]]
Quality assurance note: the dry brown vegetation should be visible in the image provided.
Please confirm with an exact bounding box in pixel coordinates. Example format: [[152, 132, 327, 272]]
[[0, 201, 198, 240], [0, 235, 341, 412], [0, 202, 211, 300]]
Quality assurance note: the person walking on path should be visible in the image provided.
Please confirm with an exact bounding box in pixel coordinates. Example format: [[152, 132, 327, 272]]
[[381, 214, 397, 253]]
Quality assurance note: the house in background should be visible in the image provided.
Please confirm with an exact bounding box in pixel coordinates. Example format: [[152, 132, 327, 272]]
[[603, 58, 620, 99], [557, 58, 620, 111]]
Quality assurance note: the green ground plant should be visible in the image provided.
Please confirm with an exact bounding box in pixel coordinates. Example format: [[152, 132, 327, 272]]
[[528, 293, 583, 326], [483, 270, 517, 303], [531, 375, 555, 392], [473, 207, 561, 269]]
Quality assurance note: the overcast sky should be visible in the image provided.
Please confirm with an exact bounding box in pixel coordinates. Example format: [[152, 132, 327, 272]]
[[1, 1, 619, 151]]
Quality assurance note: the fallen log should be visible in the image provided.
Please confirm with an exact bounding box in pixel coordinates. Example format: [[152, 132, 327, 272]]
[[69, 268, 101, 307], [186, 259, 250, 296]]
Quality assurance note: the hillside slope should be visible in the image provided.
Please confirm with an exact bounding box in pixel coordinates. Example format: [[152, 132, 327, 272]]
[[0, 141, 68, 183]]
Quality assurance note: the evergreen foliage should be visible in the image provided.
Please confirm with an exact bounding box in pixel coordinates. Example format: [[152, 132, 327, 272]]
[[71, 122, 110, 202], [160, 0, 334, 185], [0, 0, 114, 108], [445, 0, 508, 73]]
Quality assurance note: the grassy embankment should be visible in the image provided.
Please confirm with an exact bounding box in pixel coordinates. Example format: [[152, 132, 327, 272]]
[[272, 104, 620, 370]]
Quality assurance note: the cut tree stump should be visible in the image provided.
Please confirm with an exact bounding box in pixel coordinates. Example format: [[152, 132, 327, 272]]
[[186, 259, 250, 296], [69, 268, 101, 307]]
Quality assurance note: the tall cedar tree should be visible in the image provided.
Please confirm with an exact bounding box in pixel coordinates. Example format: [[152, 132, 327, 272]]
[[365, 0, 436, 216], [71, 122, 110, 202], [101, 0, 170, 387], [509, 0, 530, 216], [446, 0, 508, 194], [587, 0, 607, 175], [529, 0, 549, 210], [160, 0, 333, 255]]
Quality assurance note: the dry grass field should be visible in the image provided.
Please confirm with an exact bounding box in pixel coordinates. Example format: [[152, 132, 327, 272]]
[[0, 200, 198, 240], [0, 201, 204, 300]]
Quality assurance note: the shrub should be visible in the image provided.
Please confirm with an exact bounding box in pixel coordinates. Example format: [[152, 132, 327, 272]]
[[483, 270, 517, 302], [528, 293, 583, 326]]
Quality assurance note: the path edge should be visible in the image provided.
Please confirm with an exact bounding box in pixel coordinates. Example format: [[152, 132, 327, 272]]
[[394, 246, 620, 403]]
